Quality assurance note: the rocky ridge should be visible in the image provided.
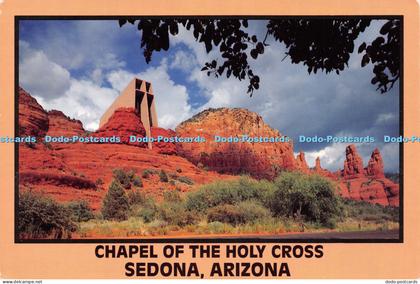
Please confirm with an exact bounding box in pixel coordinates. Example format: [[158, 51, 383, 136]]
[[18, 88, 400, 207], [176, 108, 296, 180]]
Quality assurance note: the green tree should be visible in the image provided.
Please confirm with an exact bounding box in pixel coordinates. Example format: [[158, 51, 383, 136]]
[[67, 200, 94, 222], [18, 191, 76, 239], [132, 175, 143, 187], [113, 168, 133, 189], [101, 180, 130, 221], [271, 172, 342, 226]]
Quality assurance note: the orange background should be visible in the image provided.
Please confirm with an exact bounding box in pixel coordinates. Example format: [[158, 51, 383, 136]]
[[0, 0, 419, 279]]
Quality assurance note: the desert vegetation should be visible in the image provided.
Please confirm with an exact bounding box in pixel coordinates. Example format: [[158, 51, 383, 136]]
[[18, 171, 398, 239], [18, 191, 90, 239], [78, 172, 397, 238]]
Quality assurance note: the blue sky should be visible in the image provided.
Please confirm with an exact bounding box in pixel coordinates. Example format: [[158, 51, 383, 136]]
[[18, 19, 400, 172]]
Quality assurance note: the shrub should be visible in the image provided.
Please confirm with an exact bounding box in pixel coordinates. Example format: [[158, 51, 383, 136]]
[[159, 170, 169, 182], [169, 173, 179, 179], [158, 202, 198, 227], [18, 191, 76, 239], [271, 172, 342, 226], [207, 204, 242, 225], [132, 175, 143, 187], [138, 201, 159, 223], [185, 176, 275, 212], [113, 168, 132, 189], [207, 221, 226, 233], [207, 201, 271, 225], [163, 190, 182, 203], [127, 192, 158, 223], [127, 190, 146, 205], [95, 178, 104, 187], [102, 180, 130, 221], [67, 200, 95, 222], [342, 199, 398, 222], [142, 169, 157, 179], [177, 176, 194, 185]]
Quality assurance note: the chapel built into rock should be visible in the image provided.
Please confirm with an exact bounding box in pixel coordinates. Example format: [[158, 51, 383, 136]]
[[99, 78, 158, 144]]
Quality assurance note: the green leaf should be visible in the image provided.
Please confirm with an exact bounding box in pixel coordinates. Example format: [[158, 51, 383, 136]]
[[118, 20, 127, 27], [358, 42, 366, 54], [250, 49, 258, 59], [380, 20, 393, 35], [361, 54, 370, 67]]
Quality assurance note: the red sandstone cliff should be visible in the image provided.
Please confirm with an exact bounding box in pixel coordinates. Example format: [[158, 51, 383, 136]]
[[18, 89, 400, 208], [295, 151, 310, 173], [18, 92, 232, 209], [151, 127, 177, 155], [46, 110, 85, 137], [343, 144, 365, 178], [365, 148, 385, 178], [312, 157, 335, 178], [175, 108, 296, 179], [18, 87, 49, 137], [93, 107, 147, 147]]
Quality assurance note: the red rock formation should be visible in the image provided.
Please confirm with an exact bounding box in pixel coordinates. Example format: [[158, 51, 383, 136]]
[[46, 110, 85, 137], [93, 107, 147, 147], [175, 108, 297, 180], [295, 151, 309, 173], [19, 142, 235, 210], [339, 177, 399, 207], [337, 145, 399, 206], [18, 92, 234, 210], [18, 89, 400, 208], [343, 144, 365, 178], [314, 157, 322, 171], [311, 157, 337, 178], [18, 87, 49, 137], [151, 127, 177, 155], [365, 148, 385, 178]]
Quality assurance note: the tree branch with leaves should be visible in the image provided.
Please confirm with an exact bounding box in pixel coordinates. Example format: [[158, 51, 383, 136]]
[[119, 18, 400, 96]]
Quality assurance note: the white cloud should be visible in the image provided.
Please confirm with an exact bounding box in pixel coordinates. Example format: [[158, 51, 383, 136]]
[[19, 40, 71, 100], [303, 143, 348, 171], [30, 21, 128, 71], [107, 61, 193, 130], [20, 41, 119, 131], [379, 143, 399, 173], [375, 113, 396, 125], [169, 50, 197, 72], [20, 39, 193, 131], [90, 68, 104, 85], [106, 69, 134, 92], [35, 79, 119, 131]]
